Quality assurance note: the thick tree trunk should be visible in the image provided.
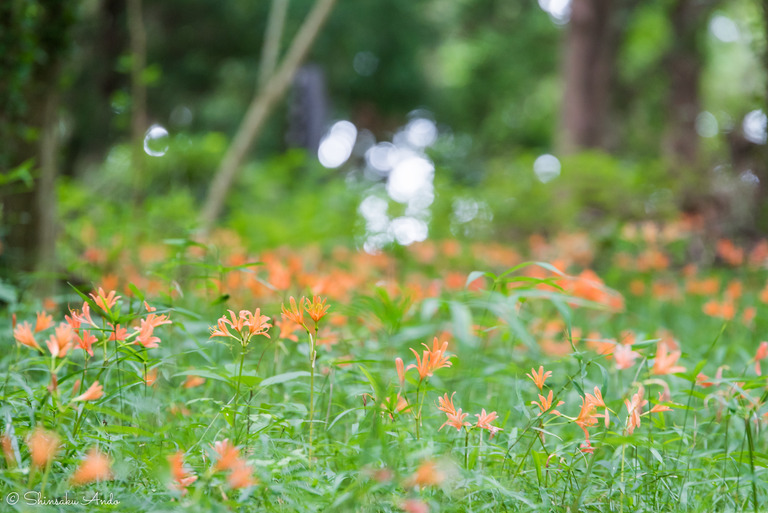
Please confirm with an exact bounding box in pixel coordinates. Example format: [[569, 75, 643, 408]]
[[127, 0, 148, 195], [662, 0, 715, 167], [559, 0, 623, 152]]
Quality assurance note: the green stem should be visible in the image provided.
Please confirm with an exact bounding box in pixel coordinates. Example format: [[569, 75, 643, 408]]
[[308, 330, 316, 468], [745, 416, 759, 512], [464, 427, 469, 468], [234, 343, 246, 444]]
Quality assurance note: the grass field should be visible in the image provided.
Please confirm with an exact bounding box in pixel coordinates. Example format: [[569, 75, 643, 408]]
[[2, 221, 767, 512]]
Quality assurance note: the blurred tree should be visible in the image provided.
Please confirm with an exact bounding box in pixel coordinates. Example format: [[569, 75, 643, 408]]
[[560, 0, 638, 153], [663, 0, 720, 167], [0, 0, 77, 281]]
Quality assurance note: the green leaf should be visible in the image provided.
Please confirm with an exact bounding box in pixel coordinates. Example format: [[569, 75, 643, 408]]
[[260, 371, 310, 388]]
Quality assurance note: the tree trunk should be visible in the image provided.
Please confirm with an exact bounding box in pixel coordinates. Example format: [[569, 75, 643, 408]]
[[127, 0, 148, 197], [663, 0, 716, 167], [559, 0, 624, 152]]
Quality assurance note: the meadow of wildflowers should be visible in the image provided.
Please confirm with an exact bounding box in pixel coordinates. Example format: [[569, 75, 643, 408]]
[[1, 219, 767, 512]]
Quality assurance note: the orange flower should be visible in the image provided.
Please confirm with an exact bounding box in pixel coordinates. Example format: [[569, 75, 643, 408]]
[[108, 323, 128, 342], [651, 341, 686, 375], [624, 385, 648, 435], [407, 460, 445, 487], [395, 357, 405, 388], [281, 296, 306, 329], [35, 311, 53, 333], [400, 499, 429, 513], [71, 448, 112, 485], [526, 366, 552, 391], [89, 287, 121, 313], [212, 439, 241, 471], [275, 318, 300, 341], [242, 308, 272, 338], [475, 409, 502, 438], [407, 338, 452, 380], [76, 330, 97, 357], [437, 392, 470, 431], [72, 381, 104, 402], [613, 344, 639, 370], [531, 390, 564, 416], [754, 342, 768, 376], [168, 451, 197, 494], [649, 392, 673, 414], [144, 368, 158, 387], [1, 433, 15, 467], [184, 375, 205, 389], [228, 463, 257, 489], [28, 428, 60, 468], [136, 319, 161, 349], [46, 323, 75, 358], [13, 321, 42, 352], [304, 295, 330, 324]]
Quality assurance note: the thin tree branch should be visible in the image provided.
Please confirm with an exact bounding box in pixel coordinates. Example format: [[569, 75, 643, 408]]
[[199, 0, 337, 234], [259, 0, 290, 89]]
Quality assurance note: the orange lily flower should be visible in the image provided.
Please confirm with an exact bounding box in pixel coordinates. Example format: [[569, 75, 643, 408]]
[[407, 338, 452, 380], [526, 366, 552, 391], [531, 390, 564, 416], [71, 448, 113, 485], [89, 287, 121, 313], [13, 321, 42, 352], [395, 357, 405, 388], [28, 428, 60, 468], [281, 296, 307, 329], [407, 459, 445, 487], [228, 463, 257, 489], [649, 392, 673, 414], [475, 409, 502, 438], [46, 323, 75, 358], [168, 452, 198, 494], [35, 311, 53, 333], [651, 340, 686, 375], [624, 385, 648, 434], [72, 381, 104, 402], [754, 342, 768, 376], [613, 344, 639, 370], [212, 439, 241, 471], [304, 295, 330, 324], [437, 392, 470, 431]]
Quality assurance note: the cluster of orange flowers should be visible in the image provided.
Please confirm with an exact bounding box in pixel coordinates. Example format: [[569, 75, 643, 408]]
[[436, 392, 502, 438], [168, 440, 256, 496], [1, 428, 111, 485]]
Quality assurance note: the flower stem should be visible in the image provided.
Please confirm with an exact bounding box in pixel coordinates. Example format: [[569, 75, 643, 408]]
[[308, 330, 316, 468], [234, 344, 246, 444]]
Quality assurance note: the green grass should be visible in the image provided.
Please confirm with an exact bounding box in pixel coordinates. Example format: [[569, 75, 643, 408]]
[[1, 230, 767, 512]]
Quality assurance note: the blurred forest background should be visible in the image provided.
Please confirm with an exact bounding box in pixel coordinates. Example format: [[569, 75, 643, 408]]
[[1, 0, 767, 292]]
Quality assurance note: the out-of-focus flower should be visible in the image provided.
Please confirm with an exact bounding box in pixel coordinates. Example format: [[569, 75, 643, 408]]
[[35, 312, 53, 333], [652, 341, 686, 375], [613, 344, 640, 370], [13, 322, 42, 352], [72, 381, 104, 402], [71, 448, 113, 485], [407, 460, 445, 487], [168, 452, 197, 495], [28, 428, 60, 468], [625, 385, 648, 435], [184, 375, 205, 389]]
